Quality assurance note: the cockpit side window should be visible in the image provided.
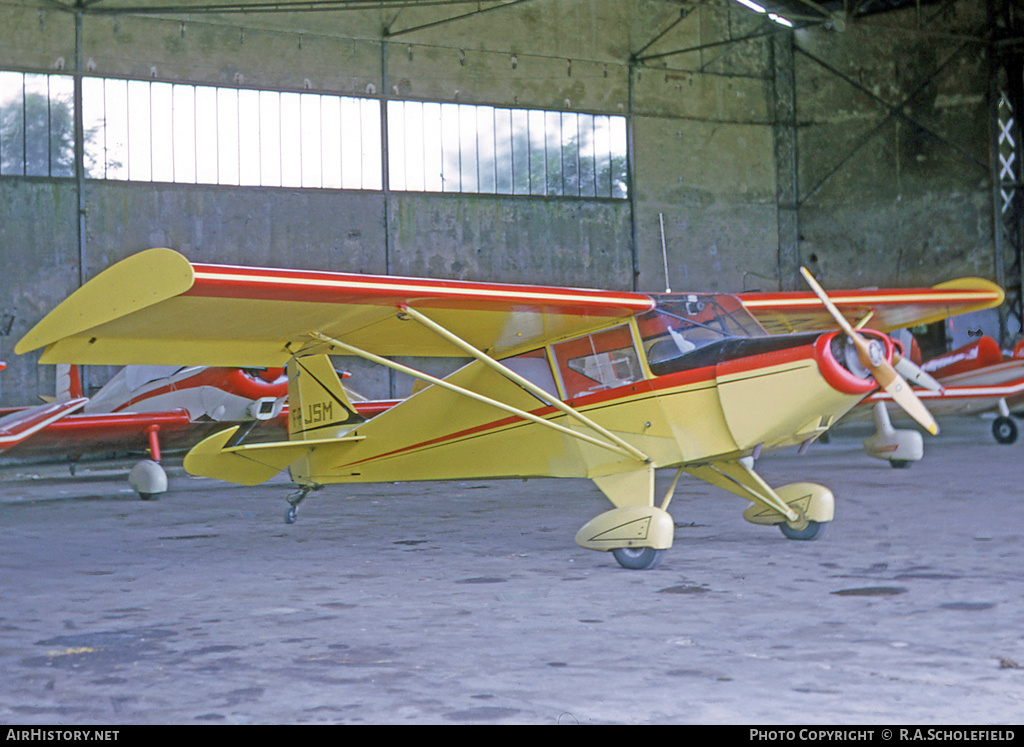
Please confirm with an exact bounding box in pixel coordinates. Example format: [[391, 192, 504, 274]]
[[551, 324, 641, 400]]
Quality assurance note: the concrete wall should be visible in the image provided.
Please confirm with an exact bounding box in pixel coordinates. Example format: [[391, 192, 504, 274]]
[[792, 2, 992, 290], [0, 0, 996, 404]]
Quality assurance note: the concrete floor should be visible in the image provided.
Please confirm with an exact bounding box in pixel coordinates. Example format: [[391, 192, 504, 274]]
[[1, 417, 1022, 725]]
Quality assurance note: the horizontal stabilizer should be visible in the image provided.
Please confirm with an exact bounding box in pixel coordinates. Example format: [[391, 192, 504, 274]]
[[0, 398, 88, 452], [183, 426, 363, 486]]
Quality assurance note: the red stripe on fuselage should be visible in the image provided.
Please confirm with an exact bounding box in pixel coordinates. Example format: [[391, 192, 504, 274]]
[[331, 343, 819, 471]]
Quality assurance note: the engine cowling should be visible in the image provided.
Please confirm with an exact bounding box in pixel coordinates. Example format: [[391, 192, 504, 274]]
[[814, 329, 894, 396]]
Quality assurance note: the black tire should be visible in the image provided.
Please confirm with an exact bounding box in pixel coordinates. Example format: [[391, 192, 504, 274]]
[[993, 416, 1018, 445], [890, 459, 912, 469], [779, 520, 824, 541], [612, 547, 666, 570]]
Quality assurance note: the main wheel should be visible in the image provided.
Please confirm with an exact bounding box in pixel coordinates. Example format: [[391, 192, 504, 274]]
[[779, 520, 824, 541], [611, 547, 665, 570], [890, 459, 912, 469], [993, 416, 1018, 445]]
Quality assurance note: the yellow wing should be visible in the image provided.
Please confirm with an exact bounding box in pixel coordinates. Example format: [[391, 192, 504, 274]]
[[737, 278, 1004, 335], [17, 248, 655, 368]]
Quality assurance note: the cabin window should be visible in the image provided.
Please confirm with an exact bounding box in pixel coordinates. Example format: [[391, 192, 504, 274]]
[[551, 325, 641, 400], [637, 294, 766, 375], [500, 348, 559, 399]]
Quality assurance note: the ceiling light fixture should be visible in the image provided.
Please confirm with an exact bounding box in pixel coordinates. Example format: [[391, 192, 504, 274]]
[[732, 0, 794, 28], [733, 0, 767, 12]]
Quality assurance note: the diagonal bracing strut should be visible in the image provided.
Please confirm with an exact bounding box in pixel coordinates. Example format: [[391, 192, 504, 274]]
[[396, 304, 651, 463], [308, 327, 651, 464]]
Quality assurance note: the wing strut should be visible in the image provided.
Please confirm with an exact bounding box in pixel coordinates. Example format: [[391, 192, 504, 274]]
[[309, 331, 650, 464], [684, 459, 801, 523], [396, 304, 652, 464]]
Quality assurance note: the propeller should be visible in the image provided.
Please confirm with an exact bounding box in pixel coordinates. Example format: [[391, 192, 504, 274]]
[[893, 354, 945, 395], [800, 267, 940, 436]]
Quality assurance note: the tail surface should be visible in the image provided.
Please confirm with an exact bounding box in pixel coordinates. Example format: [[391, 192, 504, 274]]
[[56, 364, 83, 401], [287, 354, 364, 441]]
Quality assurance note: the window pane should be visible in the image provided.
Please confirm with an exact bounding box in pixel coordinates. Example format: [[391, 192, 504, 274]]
[[23, 74, 51, 176], [0, 71, 24, 175], [440, 103, 460, 193], [578, 113, 596, 198], [493, 108, 512, 195], [217, 87, 239, 186], [321, 94, 341, 189], [338, 96, 361, 189], [458, 105, 478, 193], [127, 80, 152, 181], [593, 115, 611, 198], [552, 325, 641, 400], [259, 91, 281, 187], [422, 101, 443, 192], [48, 75, 74, 177], [404, 101, 425, 192], [237, 88, 260, 186], [81, 76, 104, 178], [511, 109, 529, 195], [609, 116, 628, 199], [103, 78, 128, 180], [172, 84, 196, 183], [280, 91, 301, 188], [545, 110, 562, 196], [150, 82, 173, 182], [560, 112, 579, 197], [359, 98, 382, 190], [476, 106, 496, 194], [195, 85, 218, 185], [528, 109, 546, 195], [387, 99, 407, 191]]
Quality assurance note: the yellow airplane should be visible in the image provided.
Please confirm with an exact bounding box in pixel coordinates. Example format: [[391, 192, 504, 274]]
[[16, 249, 1003, 569]]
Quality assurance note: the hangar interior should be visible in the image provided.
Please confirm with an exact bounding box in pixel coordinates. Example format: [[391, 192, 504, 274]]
[[1, 0, 1022, 405], [5, 1, 1024, 727]]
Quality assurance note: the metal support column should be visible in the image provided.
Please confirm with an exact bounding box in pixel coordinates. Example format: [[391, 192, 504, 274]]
[[771, 29, 800, 291], [989, 0, 1024, 345]]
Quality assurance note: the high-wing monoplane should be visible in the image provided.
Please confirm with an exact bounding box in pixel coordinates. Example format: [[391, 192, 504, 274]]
[[15, 249, 1003, 568], [0, 363, 290, 498]]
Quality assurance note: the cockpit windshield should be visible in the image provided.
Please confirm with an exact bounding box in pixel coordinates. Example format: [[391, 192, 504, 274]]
[[638, 294, 766, 371]]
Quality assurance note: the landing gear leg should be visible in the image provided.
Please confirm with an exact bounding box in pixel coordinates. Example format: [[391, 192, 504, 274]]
[[285, 484, 320, 524], [128, 426, 167, 500]]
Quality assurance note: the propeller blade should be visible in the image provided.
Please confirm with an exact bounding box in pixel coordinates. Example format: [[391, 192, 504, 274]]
[[893, 354, 946, 395], [799, 267, 857, 337], [879, 365, 940, 435], [799, 267, 940, 436]]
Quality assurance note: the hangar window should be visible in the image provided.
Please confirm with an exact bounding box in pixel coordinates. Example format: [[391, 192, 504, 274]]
[[0, 71, 76, 177], [80, 77, 383, 189], [388, 100, 628, 199], [1, 69, 628, 200]]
